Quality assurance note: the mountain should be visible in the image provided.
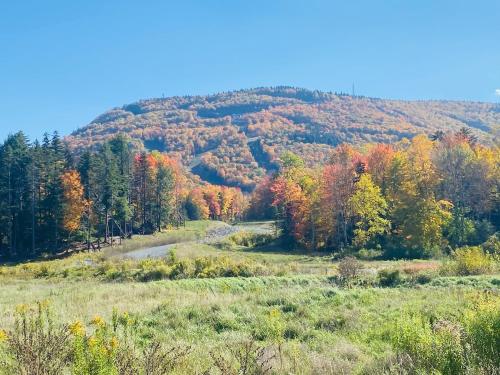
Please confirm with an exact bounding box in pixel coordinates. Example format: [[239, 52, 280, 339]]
[[66, 87, 499, 191]]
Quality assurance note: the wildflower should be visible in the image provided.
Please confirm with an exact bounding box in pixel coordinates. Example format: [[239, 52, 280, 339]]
[[0, 329, 8, 342], [88, 336, 98, 348], [110, 336, 119, 350], [91, 315, 106, 328], [69, 320, 85, 336], [119, 311, 133, 327], [112, 308, 119, 332]]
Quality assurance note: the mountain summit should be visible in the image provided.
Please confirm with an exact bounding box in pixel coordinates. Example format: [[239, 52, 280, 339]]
[[66, 87, 499, 190]]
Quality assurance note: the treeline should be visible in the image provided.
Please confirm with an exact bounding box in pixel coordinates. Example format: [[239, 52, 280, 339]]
[[0, 133, 245, 260], [248, 128, 499, 258]]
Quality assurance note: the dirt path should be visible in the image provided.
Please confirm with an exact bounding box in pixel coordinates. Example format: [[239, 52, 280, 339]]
[[119, 221, 274, 260], [118, 243, 177, 259]]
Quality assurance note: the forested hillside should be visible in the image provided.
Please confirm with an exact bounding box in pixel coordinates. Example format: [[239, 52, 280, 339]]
[[66, 87, 500, 190]]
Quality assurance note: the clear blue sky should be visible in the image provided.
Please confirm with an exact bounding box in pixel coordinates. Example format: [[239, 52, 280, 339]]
[[1, 0, 499, 141]]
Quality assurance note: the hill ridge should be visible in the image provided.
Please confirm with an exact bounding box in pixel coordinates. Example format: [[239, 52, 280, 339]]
[[66, 87, 499, 190]]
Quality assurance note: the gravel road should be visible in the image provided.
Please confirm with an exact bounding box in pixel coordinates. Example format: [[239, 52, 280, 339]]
[[119, 222, 255, 260], [119, 243, 177, 259]]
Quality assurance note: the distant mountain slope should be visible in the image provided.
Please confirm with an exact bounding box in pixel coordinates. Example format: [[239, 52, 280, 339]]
[[66, 87, 499, 190]]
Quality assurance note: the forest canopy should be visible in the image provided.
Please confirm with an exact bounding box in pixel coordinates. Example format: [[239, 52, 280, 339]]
[[66, 87, 500, 190]]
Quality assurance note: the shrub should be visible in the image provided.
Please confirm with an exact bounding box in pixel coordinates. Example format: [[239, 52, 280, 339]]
[[34, 264, 51, 278], [337, 256, 362, 285], [391, 314, 466, 375], [1, 301, 71, 375], [140, 341, 192, 375], [139, 264, 172, 281], [414, 272, 434, 284], [377, 269, 402, 287], [462, 294, 500, 369], [254, 308, 285, 344], [482, 233, 500, 256], [356, 248, 382, 260], [449, 246, 493, 276], [71, 318, 118, 375], [210, 339, 276, 375], [228, 231, 274, 248]]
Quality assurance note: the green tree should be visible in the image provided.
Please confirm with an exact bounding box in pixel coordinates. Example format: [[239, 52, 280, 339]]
[[0, 132, 32, 258]]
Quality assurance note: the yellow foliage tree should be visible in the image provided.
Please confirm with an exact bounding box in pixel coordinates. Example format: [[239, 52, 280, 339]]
[[61, 170, 86, 233]]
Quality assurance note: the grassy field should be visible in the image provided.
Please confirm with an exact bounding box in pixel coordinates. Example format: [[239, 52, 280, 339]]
[[0, 221, 498, 374]]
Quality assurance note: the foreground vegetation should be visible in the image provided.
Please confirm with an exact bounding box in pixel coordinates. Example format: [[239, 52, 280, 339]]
[[0, 274, 498, 374]]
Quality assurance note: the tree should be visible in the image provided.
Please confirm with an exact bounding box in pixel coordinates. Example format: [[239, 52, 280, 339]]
[[246, 176, 275, 220], [41, 132, 69, 251], [152, 153, 175, 231], [348, 174, 390, 248], [0, 132, 32, 258], [60, 170, 86, 238], [269, 152, 316, 249], [320, 145, 361, 250], [109, 134, 133, 236], [433, 135, 499, 246], [386, 147, 451, 258], [185, 187, 210, 220], [366, 143, 395, 193], [270, 175, 312, 248]]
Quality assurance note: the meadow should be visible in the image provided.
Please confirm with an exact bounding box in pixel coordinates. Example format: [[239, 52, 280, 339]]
[[0, 221, 498, 374]]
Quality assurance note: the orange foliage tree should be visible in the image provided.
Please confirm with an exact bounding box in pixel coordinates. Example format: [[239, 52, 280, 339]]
[[60, 170, 87, 235]]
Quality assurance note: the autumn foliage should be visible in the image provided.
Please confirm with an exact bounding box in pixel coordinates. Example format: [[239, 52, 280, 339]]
[[60, 170, 87, 233], [186, 185, 246, 222], [65, 87, 499, 191], [250, 129, 499, 257]]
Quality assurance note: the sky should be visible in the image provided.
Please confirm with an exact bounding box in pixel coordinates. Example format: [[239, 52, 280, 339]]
[[1, 0, 499, 141]]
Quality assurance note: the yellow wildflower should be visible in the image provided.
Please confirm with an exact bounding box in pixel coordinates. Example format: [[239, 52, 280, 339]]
[[0, 329, 8, 342], [69, 320, 85, 336], [120, 311, 134, 327], [91, 315, 106, 328], [110, 336, 119, 350], [88, 336, 98, 348]]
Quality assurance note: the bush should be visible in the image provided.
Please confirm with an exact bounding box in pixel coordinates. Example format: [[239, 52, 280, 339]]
[[390, 296, 500, 374], [356, 248, 382, 260], [449, 246, 493, 276], [482, 233, 500, 256], [391, 314, 466, 375], [462, 294, 500, 369], [337, 257, 362, 285], [414, 272, 434, 284], [0, 301, 71, 375], [377, 269, 402, 287], [0, 304, 192, 375], [210, 339, 276, 375], [227, 231, 274, 248], [101, 255, 276, 282]]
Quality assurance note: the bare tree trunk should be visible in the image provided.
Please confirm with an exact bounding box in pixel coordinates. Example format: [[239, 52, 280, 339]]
[[105, 209, 109, 243]]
